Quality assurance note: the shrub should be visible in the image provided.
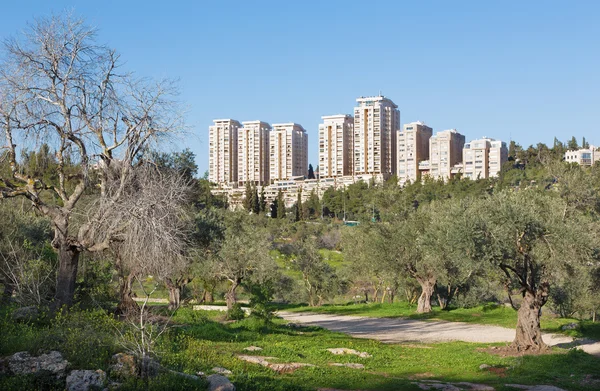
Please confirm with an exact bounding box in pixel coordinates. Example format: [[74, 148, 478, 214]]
[[226, 303, 245, 321]]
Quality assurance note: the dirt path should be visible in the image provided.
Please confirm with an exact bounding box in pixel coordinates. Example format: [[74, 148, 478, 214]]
[[277, 311, 600, 356]]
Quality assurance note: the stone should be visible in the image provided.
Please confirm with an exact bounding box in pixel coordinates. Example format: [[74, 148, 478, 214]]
[[243, 346, 262, 352], [207, 374, 235, 391], [66, 369, 106, 391], [560, 323, 579, 331], [8, 351, 68, 377], [109, 353, 137, 379], [196, 371, 206, 377], [454, 382, 495, 390], [329, 363, 365, 369], [268, 362, 314, 373], [212, 367, 232, 375], [327, 348, 372, 358], [236, 355, 275, 366], [12, 306, 40, 323], [479, 364, 491, 369]]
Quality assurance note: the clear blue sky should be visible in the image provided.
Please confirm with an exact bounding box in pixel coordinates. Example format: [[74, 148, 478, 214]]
[[2, 1, 599, 175]]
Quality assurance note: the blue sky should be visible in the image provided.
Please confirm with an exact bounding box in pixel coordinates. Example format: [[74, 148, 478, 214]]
[[2, 1, 599, 175]]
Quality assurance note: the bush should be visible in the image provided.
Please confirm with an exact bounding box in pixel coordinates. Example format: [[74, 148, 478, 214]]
[[248, 282, 275, 325], [226, 303, 245, 321]]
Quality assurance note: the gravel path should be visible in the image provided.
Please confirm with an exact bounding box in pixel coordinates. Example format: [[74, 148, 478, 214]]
[[277, 311, 600, 356]]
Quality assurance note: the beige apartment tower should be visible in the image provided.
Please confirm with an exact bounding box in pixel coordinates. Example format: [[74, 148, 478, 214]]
[[238, 121, 271, 186], [319, 114, 354, 178], [209, 119, 241, 186], [397, 122, 433, 185], [462, 138, 508, 179], [269, 123, 308, 182], [353, 96, 400, 177], [429, 129, 465, 180]]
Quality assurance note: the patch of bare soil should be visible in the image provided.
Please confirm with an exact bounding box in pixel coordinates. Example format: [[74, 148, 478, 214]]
[[408, 372, 436, 380]]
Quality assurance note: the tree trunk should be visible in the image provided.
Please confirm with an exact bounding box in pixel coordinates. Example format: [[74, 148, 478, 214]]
[[117, 272, 139, 315], [168, 286, 181, 311], [226, 280, 240, 310], [2, 281, 14, 303], [416, 277, 436, 314], [54, 244, 80, 309], [512, 290, 548, 351]]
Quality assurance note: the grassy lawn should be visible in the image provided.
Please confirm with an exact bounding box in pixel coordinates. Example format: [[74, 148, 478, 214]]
[[281, 302, 600, 340], [1, 306, 599, 390]]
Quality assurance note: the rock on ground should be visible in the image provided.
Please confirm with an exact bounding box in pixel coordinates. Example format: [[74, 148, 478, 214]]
[[7, 351, 68, 377], [212, 367, 232, 375], [109, 353, 137, 379], [243, 346, 263, 352], [207, 374, 235, 391], [327, 348, 371, 358], [66, 369, 106, 391], [329, 363, 365, 369], [236, 355, 314, 373]]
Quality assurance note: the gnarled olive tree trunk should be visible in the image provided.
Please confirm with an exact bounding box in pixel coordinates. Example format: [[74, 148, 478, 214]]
[[512, 286, 549, 351], [117, 272, 138, 315], [226, 278, 241, 310], [416, 276, 436, 314]]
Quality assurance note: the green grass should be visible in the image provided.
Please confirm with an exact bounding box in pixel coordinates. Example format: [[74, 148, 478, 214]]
[[2, 305, 599, 391], [282, 302, 599, 339]]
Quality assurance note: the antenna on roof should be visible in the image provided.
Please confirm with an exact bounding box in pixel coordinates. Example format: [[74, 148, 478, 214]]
[[379, 90, 382, 96]]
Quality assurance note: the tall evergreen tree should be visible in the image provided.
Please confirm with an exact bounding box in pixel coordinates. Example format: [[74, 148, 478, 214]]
[[295, 190, 303, 221], [276, 190, 286, 219], [252, 185, 260, 214], [307, 164, 315, 179], [259, 186, 266, 213], [568, 136, 579, 150], [243, 181, 253, 211], [582, 137, 589, 149]]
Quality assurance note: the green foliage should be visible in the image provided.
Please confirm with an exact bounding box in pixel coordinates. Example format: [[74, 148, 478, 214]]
[[248, 282, 276, 325], [226, 303, 246, 321]]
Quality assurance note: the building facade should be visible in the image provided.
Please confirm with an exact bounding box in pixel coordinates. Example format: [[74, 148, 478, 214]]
[[237, 121, 271, 186], [319, 114, 354, 178], [564, 146, 599, 166], [209, 119, 241, 186], [428, 129, 465, 180], [269, 123, 308, 182], [397, 122, 433, 185], [462, 138, 508, 179], [353, 96, 400, 178]]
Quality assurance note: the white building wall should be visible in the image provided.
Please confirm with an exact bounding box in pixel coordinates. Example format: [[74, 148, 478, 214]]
[[209, 119, 241, 186], [238, 121, 270, 186], [319, 114, 354, 178]]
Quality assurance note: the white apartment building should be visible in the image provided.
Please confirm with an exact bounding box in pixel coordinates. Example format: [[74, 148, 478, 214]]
[[428, 129, 465, 180], [319, 114, 354, 178], [353, 95, 400, 178], [237, 121, 271, 186], [209, 119, 241, 186], [269, 123, 308, 182], [397, 122, 433, 185], [564, 146, 599, 166], [462, 138, 508, 179]]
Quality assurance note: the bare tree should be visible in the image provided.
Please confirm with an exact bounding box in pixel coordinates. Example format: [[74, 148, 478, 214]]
[[0, 15, 185, 308], [89, 162, 192, 313]]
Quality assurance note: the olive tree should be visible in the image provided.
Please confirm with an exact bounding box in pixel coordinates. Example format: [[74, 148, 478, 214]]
[[211, 213, 274, 309], [469, 190, 597, 351], [0, 15, 184, 308]]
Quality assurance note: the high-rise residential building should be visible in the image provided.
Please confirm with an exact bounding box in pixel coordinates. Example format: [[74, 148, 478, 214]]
[[209, 119, 241, 186], [429, 129, 465, 180], [319, 114, 354, 178], [237, 120, 271, 186], [397, 122, 433, 185], [269, 123, 308, 182], [564, 146, 599, 166], [462, 137, 508, 179], [353, 95, 400, 177]]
